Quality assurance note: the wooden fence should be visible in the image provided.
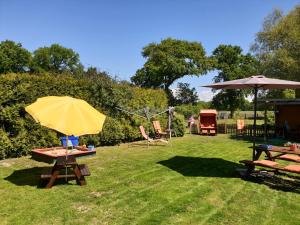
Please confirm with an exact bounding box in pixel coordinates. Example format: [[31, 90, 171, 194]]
[[217, 123, 275, 137]]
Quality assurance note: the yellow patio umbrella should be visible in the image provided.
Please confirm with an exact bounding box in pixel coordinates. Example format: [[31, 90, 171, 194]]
[[25, 96, 106, 136]]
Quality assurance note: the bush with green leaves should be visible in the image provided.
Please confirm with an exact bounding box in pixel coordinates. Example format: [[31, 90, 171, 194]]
[[0, 73, 168, 158], [0, 129, 12, 159], [171, 113, 186, 137], [175, 102, 210, 119]]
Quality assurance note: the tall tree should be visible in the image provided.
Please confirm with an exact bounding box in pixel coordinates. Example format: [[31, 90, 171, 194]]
[[31, 44, 83, 74], [252, 6, 300, 82], [131, 38, 212, 98], [174, 82, 198, 105], [211, 45, 258, 117], [0, 40, 31, 74]]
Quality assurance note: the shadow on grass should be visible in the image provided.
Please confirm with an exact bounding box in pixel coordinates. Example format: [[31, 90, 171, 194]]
[[158, 156, 240, 178], [242, 172, 300, 194], [4, 167, 81, 188], [158, 156, 300, 193]]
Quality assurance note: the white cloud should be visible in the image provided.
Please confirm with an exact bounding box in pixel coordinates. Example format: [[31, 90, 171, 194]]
[[197, 89, 217, 101], [246, 94, 254, 102]]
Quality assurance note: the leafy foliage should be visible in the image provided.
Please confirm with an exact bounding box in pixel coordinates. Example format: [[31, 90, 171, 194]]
[[211, 45, 258, 116], [252, 7, 300, 80], [175, 102, 211, 119], [0, 129, 12, 159], [131, 38, 212, 102], [0, 73, 168, 159], [0, 40, 32, 74], [174, 83, 198, 105], [31, 44, 83, 74], [171, 113, 186, 137], [252, 6, 300, 96]]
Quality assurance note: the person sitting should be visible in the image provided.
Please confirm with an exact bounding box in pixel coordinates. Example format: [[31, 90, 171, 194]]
[[188, 115, 195, 134]]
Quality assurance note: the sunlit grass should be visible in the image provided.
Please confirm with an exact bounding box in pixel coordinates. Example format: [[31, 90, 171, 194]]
[[0, 134, 299, 225]]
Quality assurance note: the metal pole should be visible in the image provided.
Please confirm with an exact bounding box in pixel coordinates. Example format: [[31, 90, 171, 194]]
[[264, 103, 267, 143], [144, 107, 150, 148], [168, 107, 171, 139], [252, 87, 258, 160], [65, 135, 68, 181]]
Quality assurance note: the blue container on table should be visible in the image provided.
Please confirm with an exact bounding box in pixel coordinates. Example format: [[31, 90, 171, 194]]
[[88, 145, 95, 151], [61, 136, 79, 147]]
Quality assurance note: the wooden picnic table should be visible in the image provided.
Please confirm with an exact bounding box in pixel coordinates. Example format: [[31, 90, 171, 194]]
[[32, 146, 96, 163], [254, 145, 300, 162], [239, 145, 300, 176], [41, 155, 90, 188], [31, 146, 94, 188]]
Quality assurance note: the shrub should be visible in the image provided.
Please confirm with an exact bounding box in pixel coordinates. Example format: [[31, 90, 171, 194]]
[[0, 73, 169, 158], [171, 113, 185, 137], [175, 102, 210, 119], [99, 117, 125, 145], [0, 129, 12, 159]]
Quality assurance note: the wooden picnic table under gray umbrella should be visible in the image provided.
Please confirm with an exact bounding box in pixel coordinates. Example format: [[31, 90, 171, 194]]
[[203, 75, 300, 160]]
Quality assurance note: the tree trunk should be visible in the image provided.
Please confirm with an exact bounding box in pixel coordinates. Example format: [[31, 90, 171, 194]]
[[296, 89, 300, 98], [230, 110, 234, 119]]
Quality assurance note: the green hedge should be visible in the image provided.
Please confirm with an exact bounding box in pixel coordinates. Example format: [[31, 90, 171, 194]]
[[171, 113, 185, 137], [0, 73, 170, 159], [175, 102, 210, 119]]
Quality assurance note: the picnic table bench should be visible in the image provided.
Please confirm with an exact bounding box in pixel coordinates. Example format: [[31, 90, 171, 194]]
[[240, 145, 300, 176], [31, 146, 95, 188], [253, 145, 300, 162], [41, 155, 91, 188]]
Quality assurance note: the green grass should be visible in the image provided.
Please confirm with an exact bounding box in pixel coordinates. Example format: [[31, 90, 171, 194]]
[[0, 134, 300, 225]]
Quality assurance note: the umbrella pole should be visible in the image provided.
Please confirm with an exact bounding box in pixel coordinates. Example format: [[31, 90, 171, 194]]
[[168, 107, 171, 140], [252, 87, 258, 160], [65, 135, 68, 182], [264, 104, 267, 143]]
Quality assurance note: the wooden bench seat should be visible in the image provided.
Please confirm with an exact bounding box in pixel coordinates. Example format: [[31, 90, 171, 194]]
[[41, 164, 90, 180], [276, 154, 300, 163], [240, 159, 300, 174]]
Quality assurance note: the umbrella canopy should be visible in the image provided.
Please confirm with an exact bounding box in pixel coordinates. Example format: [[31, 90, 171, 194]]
[[203, 75, 300, 89], [25, 96, 106, 136], [203, 75, 300, 160]]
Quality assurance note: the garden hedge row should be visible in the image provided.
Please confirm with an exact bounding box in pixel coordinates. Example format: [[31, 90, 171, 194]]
[[0, 73, 185, 159]]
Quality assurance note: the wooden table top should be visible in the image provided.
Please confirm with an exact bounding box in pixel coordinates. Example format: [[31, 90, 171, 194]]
[[32, 146, 96, 159]]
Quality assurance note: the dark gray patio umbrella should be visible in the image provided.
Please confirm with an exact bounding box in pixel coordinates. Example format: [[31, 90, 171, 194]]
[[203, 75, 300, 160]]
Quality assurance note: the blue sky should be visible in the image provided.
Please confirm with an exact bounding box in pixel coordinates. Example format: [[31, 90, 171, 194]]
[[0, 0, 299, 101]]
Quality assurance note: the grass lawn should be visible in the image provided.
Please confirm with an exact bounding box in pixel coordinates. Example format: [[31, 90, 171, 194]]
[[0, 134, 299, 225]]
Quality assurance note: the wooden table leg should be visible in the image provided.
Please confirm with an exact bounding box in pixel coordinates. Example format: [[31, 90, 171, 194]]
[[263, 150, 274, 161], [253, 149, 263, 160], [73, 165, 86, 186], [46, 168, 61, 188]]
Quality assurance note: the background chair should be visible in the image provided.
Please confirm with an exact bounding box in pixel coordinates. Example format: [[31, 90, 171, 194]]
[[236, 119, 245, 136], [139, 126, 168, 144], [152, 121, 168, 139]]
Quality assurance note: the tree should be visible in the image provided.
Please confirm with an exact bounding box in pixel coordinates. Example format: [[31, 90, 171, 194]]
[[31, 44, 83, 74], [0, 40, 32, 74], [82, 66, 113, 82], [174, 82, 198, 105], [211, 90, 246, 113], [211, 45, 258, 117], [131, 38, 212, 97], [252, 6, 300, 84]]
